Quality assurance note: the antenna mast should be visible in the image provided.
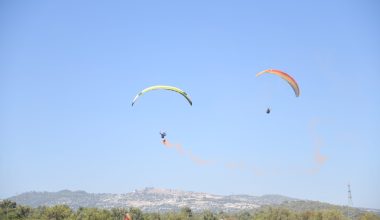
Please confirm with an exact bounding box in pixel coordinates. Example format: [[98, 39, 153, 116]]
[[347, 183, 353, 219]]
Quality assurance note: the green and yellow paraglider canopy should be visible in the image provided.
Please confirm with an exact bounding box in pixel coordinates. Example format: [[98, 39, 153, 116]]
[[132, 85, 192, 106]]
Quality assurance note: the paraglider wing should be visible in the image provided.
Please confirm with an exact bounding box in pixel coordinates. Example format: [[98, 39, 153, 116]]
[[131, 85, 192, 106], [256, 69, 300, 97]]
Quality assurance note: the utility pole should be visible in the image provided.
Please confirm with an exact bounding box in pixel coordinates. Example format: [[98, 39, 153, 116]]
[[347, 183, 353, 219]]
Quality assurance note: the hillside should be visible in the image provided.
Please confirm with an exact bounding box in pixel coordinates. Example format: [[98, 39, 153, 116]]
[[6, 188, 378, 216]]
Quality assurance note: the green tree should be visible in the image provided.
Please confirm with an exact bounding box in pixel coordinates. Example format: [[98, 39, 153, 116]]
[[254, 207, 299, 220], [111, 207, 129, 220], [300, 210, 322, 220], [28, 206, 48, 219], [180, 207, 193, 219], [15, 205, 32, 219], [359, 213, 380, 220], [44, 204, 73, 220], [144, 212, 161, 220], [321, 209, 346, 220], [202, 210, 217, 220], [75, 207, 112, 220], [0, 200, 17, 219], [129, 207, 143, 220], [238, 211, 252, 220]]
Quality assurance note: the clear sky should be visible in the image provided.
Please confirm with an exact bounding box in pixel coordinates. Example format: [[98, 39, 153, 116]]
[[1, 0, 379, 209]]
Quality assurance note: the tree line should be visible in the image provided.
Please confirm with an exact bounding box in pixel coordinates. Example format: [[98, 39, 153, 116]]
[[1, 200, 379, 220]]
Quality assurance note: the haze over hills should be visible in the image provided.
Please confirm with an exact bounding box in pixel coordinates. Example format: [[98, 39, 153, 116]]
[[7, 188, 293, 212], [5, 187, 379, 216]]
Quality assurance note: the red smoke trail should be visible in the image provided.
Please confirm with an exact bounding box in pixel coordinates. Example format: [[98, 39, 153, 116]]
[[307, 118, 328, 174], [161, 139, 211, 166], [162, 139, 185, 155], [160, 119, 327, 176], [187, 150, 212, 165]]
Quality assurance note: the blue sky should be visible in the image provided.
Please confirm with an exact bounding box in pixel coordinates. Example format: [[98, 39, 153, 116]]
[[1, 0, 379, 209]]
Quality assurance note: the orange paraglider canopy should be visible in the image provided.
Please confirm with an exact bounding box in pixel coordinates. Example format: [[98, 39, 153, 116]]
[[256, 69, 300, 97]]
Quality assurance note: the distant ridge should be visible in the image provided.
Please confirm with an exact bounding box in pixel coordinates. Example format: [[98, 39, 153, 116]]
[[6, 187, 379, 215], [7, 188, 296, 212]]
